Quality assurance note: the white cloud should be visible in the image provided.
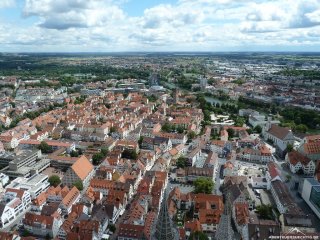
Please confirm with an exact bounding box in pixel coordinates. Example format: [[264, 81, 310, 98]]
[[23, 0, 126, 29], [0, 0, 15, 8], [243, 0, 320, 32], [1, 0, 320, 51]]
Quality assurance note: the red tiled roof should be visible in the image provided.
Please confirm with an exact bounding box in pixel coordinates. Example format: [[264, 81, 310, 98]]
[[287, 150, 311, 166], [118, 224, 145, 238], [32, 192, 47, 206], [267, 124, 291, 140], [303, 141, 320, 155], [235, 203, 249, 225], [71, 156, 93, 181], [267, 162, 280, 179], [62, 187, 80, 207], [5, 188, 25, 199], [23, 212, 57, 229], [185, 219, 202, 233]]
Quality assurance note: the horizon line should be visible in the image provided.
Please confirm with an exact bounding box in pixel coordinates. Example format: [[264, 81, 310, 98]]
[[1, 51, 320, 54]]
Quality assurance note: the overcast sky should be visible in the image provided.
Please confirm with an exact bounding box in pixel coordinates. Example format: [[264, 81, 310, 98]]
[[1, 0, 320, 52]]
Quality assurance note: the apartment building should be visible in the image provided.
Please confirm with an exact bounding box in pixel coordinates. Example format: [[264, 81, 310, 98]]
[[0, 188, 31, 228], [6, 174, 50, 199]]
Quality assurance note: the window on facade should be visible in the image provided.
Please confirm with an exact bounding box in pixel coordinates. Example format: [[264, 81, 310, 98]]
[[310, 186, 320, 212]]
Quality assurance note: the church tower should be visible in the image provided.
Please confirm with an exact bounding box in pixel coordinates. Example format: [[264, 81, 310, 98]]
[[173, 88, 179, 104], [215, 192, 235, 240], [154, 191, 179, 240]]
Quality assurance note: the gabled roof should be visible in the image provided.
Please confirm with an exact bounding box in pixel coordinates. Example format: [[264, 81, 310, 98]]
[[41, 202, 60, 216], [118, 223, 145, 238], [0, 232, 19, 240], [303, 141, 320, 155], [71, 155, 93, 180], [33, 192, 47, 207], [224, 176, 248, 188], [267, 162, 281, 180], [267, 124, 292, 140], [143, 211, 157, 239], [61, 186, 80, 207], [23, 212, 58, 229], [235, 203, 249, 225], [271, 180, 297, 210], [287, 150, 311, 166]]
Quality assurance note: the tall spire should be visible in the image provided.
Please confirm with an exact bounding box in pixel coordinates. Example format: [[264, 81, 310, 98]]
[[215, 191, 235, 240], [154, 191, 178, 240]]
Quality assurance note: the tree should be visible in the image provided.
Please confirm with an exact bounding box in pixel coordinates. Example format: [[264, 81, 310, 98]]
[[147, 94, 157, 102], [256, 204, 274, 220], [21, 229, 32, 237], [101, 147, 109, 156], [78, 149, 83, 155], [295, 124, 308, 133], [286, 144, 293, 152], [108, 224, 116, 233], [74, 95, 86, 104], [189, 231, 209, 240], [254, 125, 262, 134], [73, 180, 83, 191], [194, 177, 214, 194], [70, 150, 79, 157], [234, 117, 245, 127], [122, 149, 138, 160], [162, 122, 173, 132], [138, 136, 144, 148], [176, 157, 187, 168], [48, 175, 61, 187], [109, 126, 116, 133], [177, 126, 185, 134], [38, 141, 51, 153], [226, 128, 235, 139], [92, 152, 105, 165], [285, 174, 292, 182], [188, 131, 196, 140]]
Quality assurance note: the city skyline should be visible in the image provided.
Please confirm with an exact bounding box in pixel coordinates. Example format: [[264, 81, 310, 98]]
[[1, 0, 320, 52]]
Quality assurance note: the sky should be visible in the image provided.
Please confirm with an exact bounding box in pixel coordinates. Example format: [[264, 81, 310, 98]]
[[0, 0, 320, 52]]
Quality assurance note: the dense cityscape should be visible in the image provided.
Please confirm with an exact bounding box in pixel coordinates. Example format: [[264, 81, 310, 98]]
[[0, 52, 319, 240], [1, 0, 320, 239]]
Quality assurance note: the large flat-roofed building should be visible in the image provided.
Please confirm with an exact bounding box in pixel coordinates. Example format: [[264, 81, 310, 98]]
[[280, 212, 316, 233], [0, 152, 15, 168], [8, 150, 41, 171], [6, 174, 50, 199], [301, 178, 320, 219], [0, 150, 50, 178]]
